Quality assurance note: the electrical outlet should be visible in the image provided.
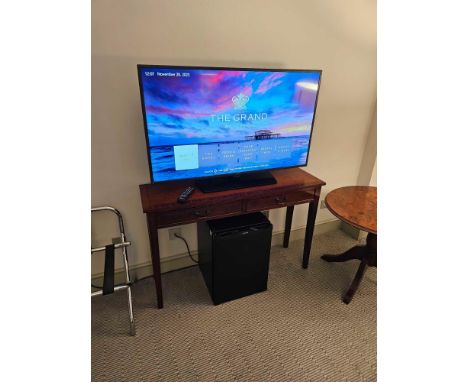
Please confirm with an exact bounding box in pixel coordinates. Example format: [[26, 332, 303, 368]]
[[169, 227, 182, 240], [320, 200, 327, 209]]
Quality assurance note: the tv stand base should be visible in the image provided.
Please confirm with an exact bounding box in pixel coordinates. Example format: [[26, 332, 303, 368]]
[[196, 171, 277, 193]]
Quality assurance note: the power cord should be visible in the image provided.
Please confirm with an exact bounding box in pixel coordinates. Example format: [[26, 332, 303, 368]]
[[174, 232, 198, 264]]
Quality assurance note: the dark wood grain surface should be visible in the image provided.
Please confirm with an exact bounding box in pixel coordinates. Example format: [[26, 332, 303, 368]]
[[140, 168, 326, 213], [325, 186, 377, 234]]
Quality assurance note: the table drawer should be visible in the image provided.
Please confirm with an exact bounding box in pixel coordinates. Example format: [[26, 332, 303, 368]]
[[155, 201, 243, 227], [245, 189, 316, 212]]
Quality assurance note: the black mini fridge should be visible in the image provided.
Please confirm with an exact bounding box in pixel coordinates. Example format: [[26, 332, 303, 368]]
[[197, 212, 273, 305]]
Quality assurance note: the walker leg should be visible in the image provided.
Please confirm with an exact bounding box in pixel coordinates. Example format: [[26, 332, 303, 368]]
[[127, 287, 136, 336], [122, 242, 136, 336]]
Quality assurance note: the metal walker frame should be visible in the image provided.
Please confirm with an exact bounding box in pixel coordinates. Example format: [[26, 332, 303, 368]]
[[91, 206, 135, 335]]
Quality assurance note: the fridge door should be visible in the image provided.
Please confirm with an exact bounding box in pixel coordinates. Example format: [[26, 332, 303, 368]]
[[212, 223, 272, 304]]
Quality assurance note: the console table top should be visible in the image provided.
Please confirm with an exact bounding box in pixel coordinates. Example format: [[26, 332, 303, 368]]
[[140, 168, 326, 213]]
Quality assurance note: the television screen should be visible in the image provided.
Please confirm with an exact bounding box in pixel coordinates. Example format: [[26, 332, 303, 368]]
[[138, 65, 321, 183]]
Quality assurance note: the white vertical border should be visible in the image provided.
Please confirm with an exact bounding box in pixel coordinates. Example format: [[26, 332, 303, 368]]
[[379, 1, 468, 381], [1, 1, 90, 381]]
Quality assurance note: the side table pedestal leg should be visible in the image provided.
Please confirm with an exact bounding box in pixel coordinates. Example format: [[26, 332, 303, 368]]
[[342, 260, 367, 304], [321, 233, 377, 304]]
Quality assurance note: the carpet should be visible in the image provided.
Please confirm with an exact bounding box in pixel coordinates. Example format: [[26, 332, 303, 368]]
[[92, 229, 376, 381]]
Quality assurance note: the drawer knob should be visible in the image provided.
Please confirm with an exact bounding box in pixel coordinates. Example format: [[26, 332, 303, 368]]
[[193, 210, 208, 217], [275, 196, 287, 204]]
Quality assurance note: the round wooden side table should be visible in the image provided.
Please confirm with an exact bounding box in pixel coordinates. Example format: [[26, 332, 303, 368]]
[[321, 186, 377, 304]]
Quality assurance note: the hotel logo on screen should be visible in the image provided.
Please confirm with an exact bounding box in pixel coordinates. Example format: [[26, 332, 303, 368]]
[[210, 92, 268, 124], [232, 92, 249, 109]]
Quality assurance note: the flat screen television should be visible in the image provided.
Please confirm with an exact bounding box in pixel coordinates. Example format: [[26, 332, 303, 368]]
[[137, 65, 322, 192]]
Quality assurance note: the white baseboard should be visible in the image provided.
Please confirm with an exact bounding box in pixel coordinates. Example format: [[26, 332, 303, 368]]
[[91, 219, 341, 286]]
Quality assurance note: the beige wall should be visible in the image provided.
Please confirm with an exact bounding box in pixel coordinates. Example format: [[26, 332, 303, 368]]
[[357, 104, 377, 186], [92, 0, 376, 274], [370, 161, 377, 187]]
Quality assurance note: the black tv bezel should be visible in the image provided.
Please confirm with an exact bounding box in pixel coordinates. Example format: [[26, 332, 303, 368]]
[[137, 64, 322, 184]]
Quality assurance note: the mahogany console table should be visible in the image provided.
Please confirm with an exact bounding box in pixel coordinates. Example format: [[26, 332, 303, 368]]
[[139, 168, 326, 308]]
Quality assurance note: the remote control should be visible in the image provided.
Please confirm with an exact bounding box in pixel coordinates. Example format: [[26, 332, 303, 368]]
[[177, 186, 195, 203]]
